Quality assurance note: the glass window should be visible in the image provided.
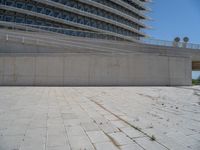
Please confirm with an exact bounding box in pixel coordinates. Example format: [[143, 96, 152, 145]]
[[5, 15, 12, 21], [16, 2, 24, 8], [15, 17, 24, 23]]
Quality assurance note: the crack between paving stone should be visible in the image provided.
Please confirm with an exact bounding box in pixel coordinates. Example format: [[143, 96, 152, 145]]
[[117, 128, 145, 150], [19, 88, 45, 150], [88, 97, 171, 150], [74, 100, 121, 150], [103, 131, 122, 150], [44, 89, 50, 150], [73, 90, 125, 150], [59, 88, 74, 150]]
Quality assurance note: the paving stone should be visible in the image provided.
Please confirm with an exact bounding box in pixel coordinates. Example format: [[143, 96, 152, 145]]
[[64, 119, 81, 127], [120, 144, 143, 150], [0, 135, 23, 150], [94, 142, 119, 150], [66, 126, 86, 136], [104, 114, 119, 121], [81, 122, 100, 132], [30, 119, 47, 128], [87, 131, 110, 143], [0, 120, 12, 129], [1, 126, 27, 136], [188, 143, 200, 150], [0, 87, 199, 150], [93, 117, 109, 125], [135, 137, 168, 150], [108, 132, 133, 146], [68, 135, 95, 150], [61, 113, 78, 120], [26, 127, 46, 137], [47, 126, 66, 136], [47, 135, 68, 147], [99, 123, 119, 134], [47, 145, 71, 150], [120, 127, 145, 138], [110, 120, 129, 128], [47, 118, 63, 126], [20, 141, 45, 150]]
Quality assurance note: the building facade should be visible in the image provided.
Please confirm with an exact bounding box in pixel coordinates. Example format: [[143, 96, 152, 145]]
[[0, 0, 149, 40]]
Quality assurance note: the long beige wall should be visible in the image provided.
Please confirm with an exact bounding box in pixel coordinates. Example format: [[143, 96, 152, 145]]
[[0, 53, 192, 86]]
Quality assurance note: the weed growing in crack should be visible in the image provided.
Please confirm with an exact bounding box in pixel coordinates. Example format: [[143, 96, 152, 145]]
[[150, 135, 156, 141]]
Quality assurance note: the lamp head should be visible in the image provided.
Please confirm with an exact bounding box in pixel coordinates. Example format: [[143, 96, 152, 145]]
[[174, 37, 180, 42], [183, 37, 189, 43]]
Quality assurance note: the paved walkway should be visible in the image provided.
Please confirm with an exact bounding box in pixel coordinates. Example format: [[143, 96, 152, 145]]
[[0, 87, 199, 150]]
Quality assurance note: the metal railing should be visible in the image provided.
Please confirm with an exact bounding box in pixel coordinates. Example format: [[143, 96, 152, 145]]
[[0, 21, 200, 50], [0, 27, 134, 53], [141, 38, 200, 49]]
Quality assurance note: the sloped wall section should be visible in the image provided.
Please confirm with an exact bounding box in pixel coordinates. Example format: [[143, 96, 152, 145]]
[[0, 53, 192, 86]]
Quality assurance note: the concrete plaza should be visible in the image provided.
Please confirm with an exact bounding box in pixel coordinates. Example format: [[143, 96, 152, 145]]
[[0, 86, 199, 150]]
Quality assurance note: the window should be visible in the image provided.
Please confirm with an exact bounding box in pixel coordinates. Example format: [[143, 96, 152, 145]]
[[27, 4, 34, 11], [26, 19, 34, 24], [0, 0, 4, 4], [5, 0, 13, 6], [15, 17, 24, 23], [36, 7, 43, 13], [16, 2, 24, 8], [4, 15, 13, 21], [45, 8, 52, 15]]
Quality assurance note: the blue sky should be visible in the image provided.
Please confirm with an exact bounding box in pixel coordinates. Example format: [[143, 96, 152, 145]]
[[145, 0, 200, 79]]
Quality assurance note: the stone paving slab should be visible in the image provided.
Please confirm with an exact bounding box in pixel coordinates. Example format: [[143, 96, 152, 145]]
[[0, 86, 200, 150]]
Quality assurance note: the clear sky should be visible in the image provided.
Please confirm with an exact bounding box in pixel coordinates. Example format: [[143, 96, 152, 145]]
[[145, 0, 200, 79]]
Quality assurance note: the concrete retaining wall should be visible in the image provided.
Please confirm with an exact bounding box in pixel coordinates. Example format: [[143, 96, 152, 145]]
[[0, 53, 192, 86]]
